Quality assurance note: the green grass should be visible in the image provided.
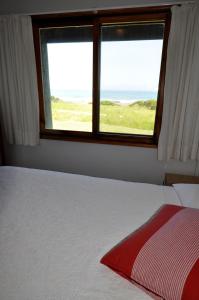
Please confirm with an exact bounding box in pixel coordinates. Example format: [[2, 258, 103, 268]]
[[51, 99, 156, 135]]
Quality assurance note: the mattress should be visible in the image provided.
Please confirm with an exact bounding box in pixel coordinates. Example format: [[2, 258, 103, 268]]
[[0, 166, 181, 300]]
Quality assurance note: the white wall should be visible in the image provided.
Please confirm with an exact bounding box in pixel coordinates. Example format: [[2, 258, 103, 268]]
[[0, 0, 192, 14], [1, 0, 197, 184], [4, 140, 197, 184]]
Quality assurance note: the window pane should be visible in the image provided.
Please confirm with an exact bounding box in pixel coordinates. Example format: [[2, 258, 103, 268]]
[[100, 23, 164, 135], [40, 26, 93, 132]]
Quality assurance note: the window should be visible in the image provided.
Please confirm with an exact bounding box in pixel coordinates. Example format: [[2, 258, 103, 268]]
[[32, 7, 171, 146]]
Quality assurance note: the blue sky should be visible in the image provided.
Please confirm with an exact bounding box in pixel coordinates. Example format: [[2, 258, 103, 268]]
[[47, 40, 163, 92]]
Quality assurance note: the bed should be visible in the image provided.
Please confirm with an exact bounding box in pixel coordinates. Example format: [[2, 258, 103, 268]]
[[0, 166, 197, 300]]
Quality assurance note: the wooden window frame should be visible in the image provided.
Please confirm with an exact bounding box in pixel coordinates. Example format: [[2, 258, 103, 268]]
[[32, 6, 171, 148]]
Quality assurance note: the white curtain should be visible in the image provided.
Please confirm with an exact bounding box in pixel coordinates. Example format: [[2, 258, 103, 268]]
[[0, 15, 39, 146], [158, 3, 199, 161]]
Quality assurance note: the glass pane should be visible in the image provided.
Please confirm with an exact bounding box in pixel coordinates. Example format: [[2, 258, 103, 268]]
[[100, 23, 164, 136], [40, 26, 93, 132]]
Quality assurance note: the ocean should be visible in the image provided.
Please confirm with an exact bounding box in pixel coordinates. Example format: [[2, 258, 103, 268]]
[[51, 89, 157, 103]]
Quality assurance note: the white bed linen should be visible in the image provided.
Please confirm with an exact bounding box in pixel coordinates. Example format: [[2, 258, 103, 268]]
[[0, 166, 181, 300], [173, 184, 199, 208]]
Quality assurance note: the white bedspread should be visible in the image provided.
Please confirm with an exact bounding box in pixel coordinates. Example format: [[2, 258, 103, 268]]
[[0, 167, 181, 300]]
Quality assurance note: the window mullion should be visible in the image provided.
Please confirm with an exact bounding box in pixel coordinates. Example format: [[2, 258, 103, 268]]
[[92, 20, 101, 135], [40, 41, 53, 129], [153, 12, 171, 144]]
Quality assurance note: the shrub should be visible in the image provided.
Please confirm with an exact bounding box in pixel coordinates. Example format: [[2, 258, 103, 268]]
[[100, 100, 118, 106], [51, 96, 63, 103], [129, 99, 157, 110]]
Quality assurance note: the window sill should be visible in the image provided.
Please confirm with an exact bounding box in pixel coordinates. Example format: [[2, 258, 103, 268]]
[[40, 129, 157, 148]]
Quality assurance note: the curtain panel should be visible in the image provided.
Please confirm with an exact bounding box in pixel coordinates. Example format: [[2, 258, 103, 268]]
[[158, 4, 199, 161], [0, 15, 39, 146], [0, 126, 3, 165]]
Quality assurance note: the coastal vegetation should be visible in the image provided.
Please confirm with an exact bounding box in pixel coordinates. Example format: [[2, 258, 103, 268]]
[[50, 96, 156, 135]]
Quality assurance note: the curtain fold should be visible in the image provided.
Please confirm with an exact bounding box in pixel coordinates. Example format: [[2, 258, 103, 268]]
[[0, 123, 3, 165], [158, 4, 199, 161], [0, 15, 39, 146]]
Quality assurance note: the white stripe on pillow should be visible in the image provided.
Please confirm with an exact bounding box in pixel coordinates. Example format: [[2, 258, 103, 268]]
[[132, 208, 199, 300]]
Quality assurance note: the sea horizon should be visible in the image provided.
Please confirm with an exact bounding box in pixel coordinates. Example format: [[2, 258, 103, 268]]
[[51, 89, 157, 104]]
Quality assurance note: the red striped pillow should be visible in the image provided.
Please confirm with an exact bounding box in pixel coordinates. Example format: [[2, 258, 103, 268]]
[[101, 204, 199, 300]]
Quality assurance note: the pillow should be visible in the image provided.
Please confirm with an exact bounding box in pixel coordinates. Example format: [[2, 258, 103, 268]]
[[173, 184, 199, 208], [101, 204, 199, 300]]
